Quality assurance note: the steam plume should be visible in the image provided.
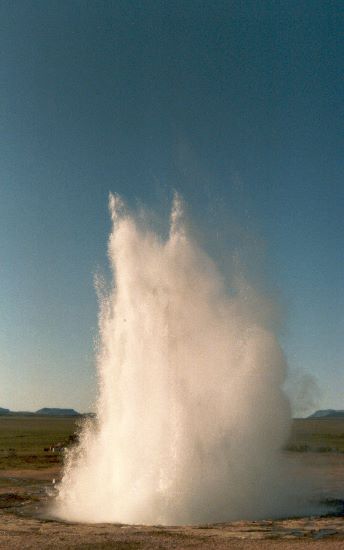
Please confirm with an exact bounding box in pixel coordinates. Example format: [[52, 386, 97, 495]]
[[54, 194, 296, 524]]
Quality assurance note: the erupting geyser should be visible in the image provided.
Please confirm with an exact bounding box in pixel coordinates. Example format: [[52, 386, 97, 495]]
[[54, 193, 292, 524]]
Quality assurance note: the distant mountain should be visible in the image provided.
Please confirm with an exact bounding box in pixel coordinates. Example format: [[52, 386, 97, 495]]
[[308, 409, 344, 419], [0, 407, 10, 415], [35, 408, 80, 416]]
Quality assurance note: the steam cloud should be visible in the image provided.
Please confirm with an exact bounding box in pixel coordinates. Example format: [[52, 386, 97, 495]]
[[54, 194, 301, 524]]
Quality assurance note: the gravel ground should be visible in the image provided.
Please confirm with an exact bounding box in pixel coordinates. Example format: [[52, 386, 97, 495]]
[[0, 509, 343, 549], [0, 459, 343, 549]]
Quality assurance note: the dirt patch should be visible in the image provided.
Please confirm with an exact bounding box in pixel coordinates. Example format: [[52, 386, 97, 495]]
[[0, 461, 343, 549], [0, 510, 343, 549], [0, 493, 29, 509]]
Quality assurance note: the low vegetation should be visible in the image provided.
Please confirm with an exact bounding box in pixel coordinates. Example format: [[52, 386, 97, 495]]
[[286, 418, 344, 453], [0, 416, 343, 470], [0, 415, 81, 469]]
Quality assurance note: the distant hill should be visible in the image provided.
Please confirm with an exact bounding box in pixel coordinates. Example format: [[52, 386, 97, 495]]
[[308, 409, 344, 419], [0, 407, 83, 416], [35, 408, 80, 416]]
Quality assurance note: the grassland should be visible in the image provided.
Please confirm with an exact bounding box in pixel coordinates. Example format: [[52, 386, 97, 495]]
[[0, 415, 81, 469], [0, 415, 343, 471], [287, 418, 344, 453]]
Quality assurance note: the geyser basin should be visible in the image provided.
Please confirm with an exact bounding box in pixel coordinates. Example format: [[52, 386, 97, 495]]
[[54, 193, 293, 525]]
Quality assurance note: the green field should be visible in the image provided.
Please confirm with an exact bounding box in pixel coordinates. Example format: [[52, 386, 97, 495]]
[[287, 417, 344, 453], [0, 415, 343, 470], [0, 415, 81, 469]]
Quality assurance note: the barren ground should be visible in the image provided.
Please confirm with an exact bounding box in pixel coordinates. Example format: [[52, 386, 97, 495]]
[[0, 458, 343, 549]]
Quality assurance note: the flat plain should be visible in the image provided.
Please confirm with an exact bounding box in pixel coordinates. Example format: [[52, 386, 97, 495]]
[[0, 415, 343, 549], [0, 415, 79, 469], [287, 418, 344, 453]]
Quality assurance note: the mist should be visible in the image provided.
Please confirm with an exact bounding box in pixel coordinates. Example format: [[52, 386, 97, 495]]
[[53, 194, 309, 525]]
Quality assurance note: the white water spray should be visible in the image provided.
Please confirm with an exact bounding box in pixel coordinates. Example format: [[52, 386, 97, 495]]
[[54, 193, 294, 524]]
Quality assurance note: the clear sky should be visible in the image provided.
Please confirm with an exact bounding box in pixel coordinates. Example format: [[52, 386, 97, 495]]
[[1, 1, 343, 414]]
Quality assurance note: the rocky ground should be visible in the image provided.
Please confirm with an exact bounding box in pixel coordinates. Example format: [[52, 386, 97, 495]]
[[0, 465, 343, 549]]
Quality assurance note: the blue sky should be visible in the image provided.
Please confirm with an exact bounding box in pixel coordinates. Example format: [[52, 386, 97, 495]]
[[1, 1, 343, 413]]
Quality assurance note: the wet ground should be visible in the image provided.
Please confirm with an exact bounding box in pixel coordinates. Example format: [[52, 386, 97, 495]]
[[0, 454, 343, 549]]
